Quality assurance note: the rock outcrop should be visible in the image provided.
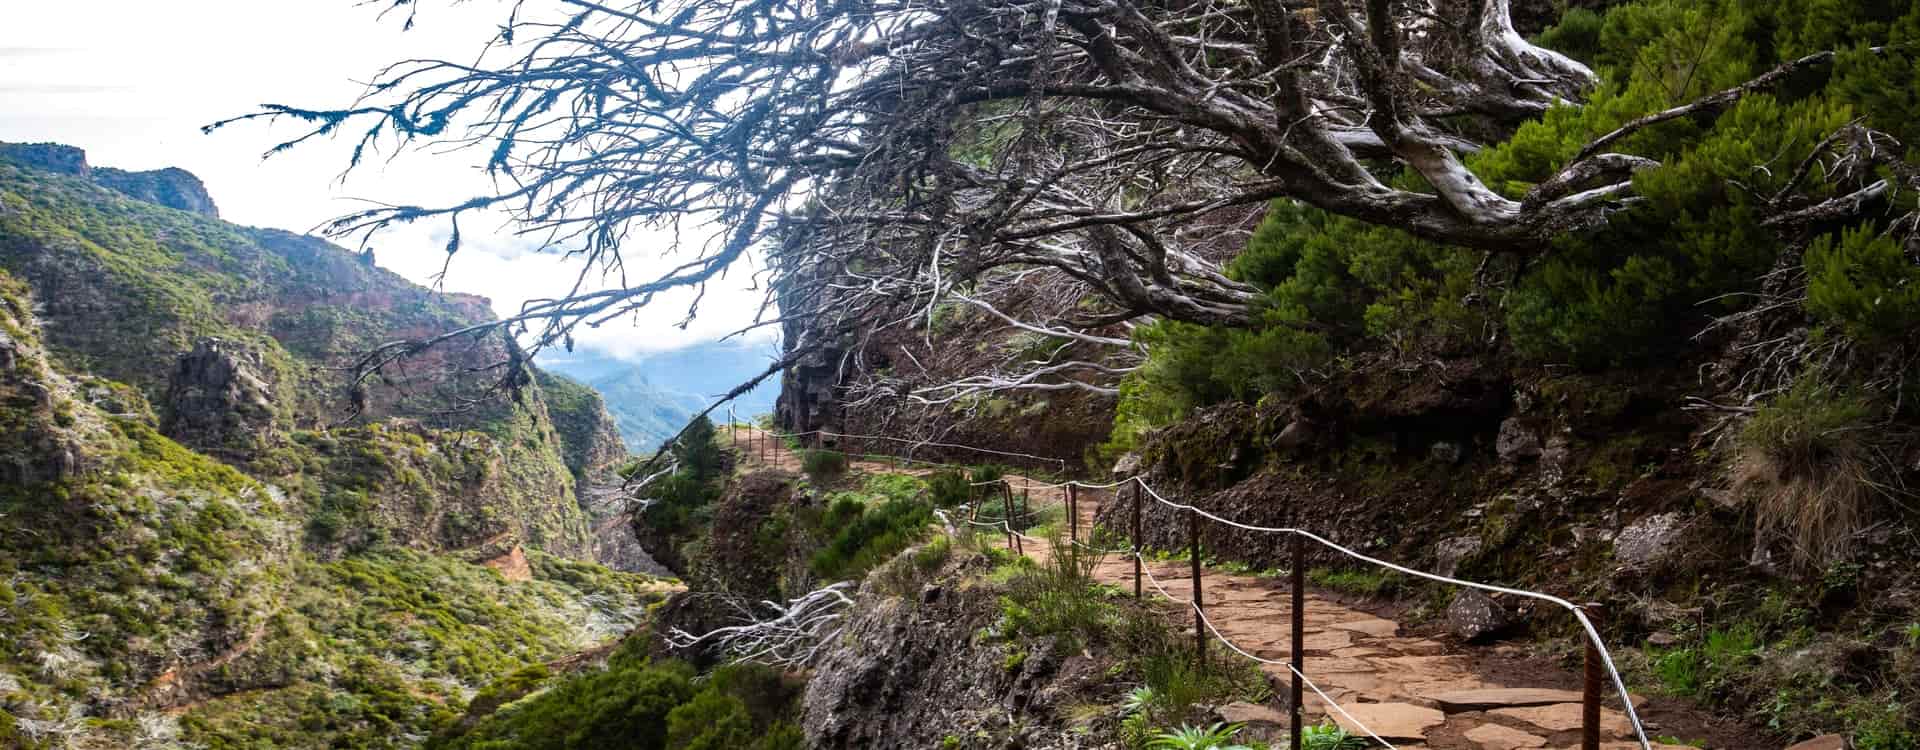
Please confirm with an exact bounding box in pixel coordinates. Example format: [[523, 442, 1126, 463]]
[[801, 552, 1111, 749], [0, 142, 218, 216], [161, 338, 283, 459], [93, 166, 220, 217]]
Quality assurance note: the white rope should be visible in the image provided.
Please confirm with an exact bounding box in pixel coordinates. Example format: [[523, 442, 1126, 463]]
[[1135, 555, 1398, 750], [763, 428, 1068, 465], [750, 425, 1651, 750], [1111, 476, 1653, 750], [964, 516, 1045, 542]]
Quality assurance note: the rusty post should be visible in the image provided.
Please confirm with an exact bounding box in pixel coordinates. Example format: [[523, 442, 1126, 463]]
[[1003, 480, 1021, 555], [1068, 484, 1080, 545], [1290, 519, 1305, 750], [1583, 603, 1605, 750], [1190, 507, 1205, 667], [1131, 481, 1143, 600]]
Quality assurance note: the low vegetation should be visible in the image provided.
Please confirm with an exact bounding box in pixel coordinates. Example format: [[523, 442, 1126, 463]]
[[430, 640, 804, 750]]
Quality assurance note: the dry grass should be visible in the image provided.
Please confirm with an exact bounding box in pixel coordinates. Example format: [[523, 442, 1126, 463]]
[[1734, 379, 1907, 567]]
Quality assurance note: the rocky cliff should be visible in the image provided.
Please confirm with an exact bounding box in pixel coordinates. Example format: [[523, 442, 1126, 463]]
[[0, 146, 662, 748], [0, 145, 632, 559], [0, 142, 218, 216]]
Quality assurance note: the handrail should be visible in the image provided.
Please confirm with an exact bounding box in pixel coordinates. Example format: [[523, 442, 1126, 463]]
[[729, 421, 1653, 750]]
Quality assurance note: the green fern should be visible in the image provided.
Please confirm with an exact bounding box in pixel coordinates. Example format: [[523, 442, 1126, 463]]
[[1302, 722, 1368, 750], [1146, 722, 1254, 750]]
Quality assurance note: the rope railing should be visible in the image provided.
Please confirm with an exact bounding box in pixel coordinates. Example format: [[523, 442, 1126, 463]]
[[1136, 553, 1400, 750], [723, 414, 1649, 750], [750, 426, 1069, 467], [1118, 475, 1651, 750]]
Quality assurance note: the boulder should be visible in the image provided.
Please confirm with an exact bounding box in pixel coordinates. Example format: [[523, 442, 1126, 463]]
[[1434, 536, 1482, 577], [1430, 441, 1464, 464], [1613, 513, 1689, 569], [1275, 419, 1315, 449], [1496, 418, 1543, 462], [1446, 589, 1512, 642], [1541, 432, 1572, 480]]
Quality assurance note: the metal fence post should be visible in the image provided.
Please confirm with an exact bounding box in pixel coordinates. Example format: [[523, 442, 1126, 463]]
[[1190, 507, 1206, 667], [1131, 481, 1143, 600], [1583, 603, 1605, 750], [1002, 480, 1021, 555], [1067, 483, 1078, 544], [1290, 525, 1305, 750]]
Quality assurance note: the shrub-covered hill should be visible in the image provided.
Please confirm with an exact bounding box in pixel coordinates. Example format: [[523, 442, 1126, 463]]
[[2, 268, 673, 747], [0, 142, 633, 558], [0, 144, 674, 747]]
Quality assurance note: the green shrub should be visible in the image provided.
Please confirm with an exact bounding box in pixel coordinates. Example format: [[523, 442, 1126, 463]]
[[997, 530, 1119, 652], [801, 449, 848, 477], [810, 496, 935, 581], [927, 469, 973, 507], [435, 659, 804, 750], [1806, 224, 1920, 346]]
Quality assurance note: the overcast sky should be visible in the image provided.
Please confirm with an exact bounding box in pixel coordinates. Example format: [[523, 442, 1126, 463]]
[[0, 0, 772, 359]]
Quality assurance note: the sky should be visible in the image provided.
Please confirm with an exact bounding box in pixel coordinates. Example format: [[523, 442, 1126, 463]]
[[0, 0, 774, 359]]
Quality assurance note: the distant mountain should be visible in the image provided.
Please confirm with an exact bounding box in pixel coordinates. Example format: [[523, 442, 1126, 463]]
[[540, 339, 781, 452]]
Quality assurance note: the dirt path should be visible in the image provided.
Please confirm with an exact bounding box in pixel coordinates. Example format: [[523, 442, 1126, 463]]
[[733, 428, 1700, 750]]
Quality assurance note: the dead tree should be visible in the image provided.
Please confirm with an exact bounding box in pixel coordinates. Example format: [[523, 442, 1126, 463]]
[[209, 0, 1893, 421]]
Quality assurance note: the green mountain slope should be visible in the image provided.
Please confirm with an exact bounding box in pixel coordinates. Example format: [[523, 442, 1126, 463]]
[[0, 144, 632, 556], [0, 145, 671, 748]]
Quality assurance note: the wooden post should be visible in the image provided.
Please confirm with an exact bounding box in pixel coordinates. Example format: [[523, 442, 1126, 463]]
[[1067, 484, 1079, 545], [1002, 480, 1020, 555], [1582, 604, 1605, 750], [1131, 481, 1143, 600], [1290, 521, 1305, 750], [1190, 507, 1206, 666]]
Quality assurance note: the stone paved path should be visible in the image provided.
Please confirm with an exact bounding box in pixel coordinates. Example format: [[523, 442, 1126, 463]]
[[732, 428, 1687, 750]]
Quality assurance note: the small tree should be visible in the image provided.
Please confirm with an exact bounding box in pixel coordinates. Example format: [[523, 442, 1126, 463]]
[[670, 416, 724, 481]]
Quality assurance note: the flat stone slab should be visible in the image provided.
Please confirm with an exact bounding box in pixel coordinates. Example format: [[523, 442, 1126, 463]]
[[1304, 656, 1379, 674], [1492, 704, 1633, 736], [1331, 646, 1396, 658], [1784, 735, 1846, 750], [1429, 688, 1585, 712], [1217, 701, 1289, 727], [1465, 723, 1549, 750], [1330, 617, 1400, 637], [1330, 702, 1446, 741], [1551, 744, 1696, 750], [1304, 630, 1355, 651]]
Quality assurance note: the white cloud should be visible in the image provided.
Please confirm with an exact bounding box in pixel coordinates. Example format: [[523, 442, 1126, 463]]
[[0, 0, 773, 360]]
